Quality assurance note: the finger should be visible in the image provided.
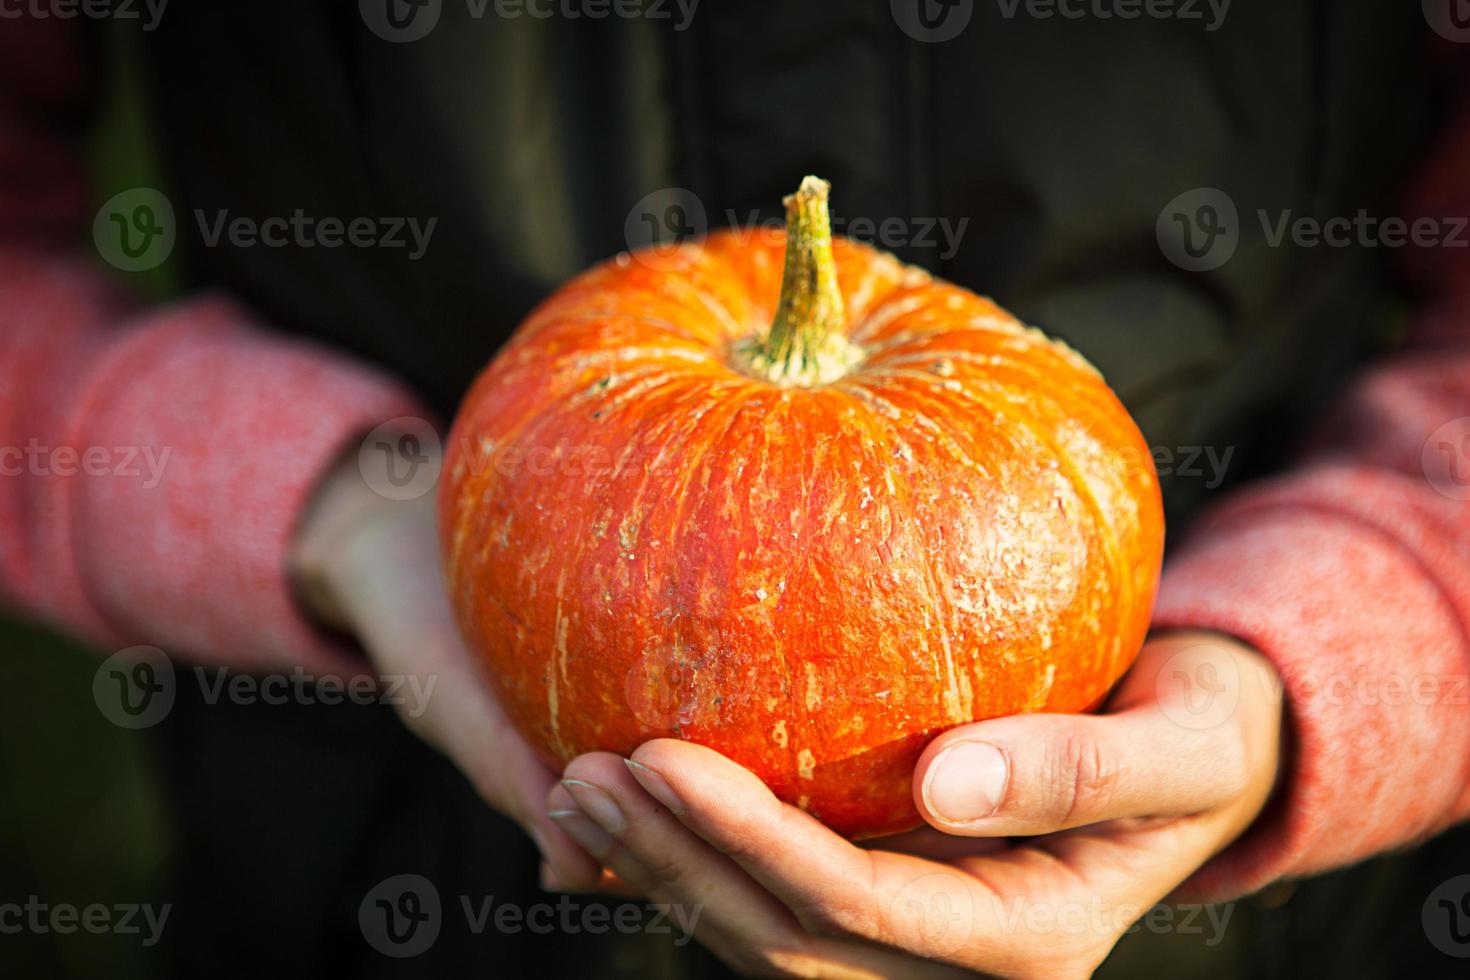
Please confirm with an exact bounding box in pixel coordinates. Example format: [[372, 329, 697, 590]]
[[623, 739, 1125, 974], [912, 709, 1248, 837], [620, 642, 1278, 976], [556, 753, 831, 976], [559, 754, 954, 978], [625, 740, 887, 929], [557, 754, 800, 934], [535, 851, 641, 898], [544, 781, 631, 892], [913, 641, 1262, 836], [938, 809, 1242, 977]]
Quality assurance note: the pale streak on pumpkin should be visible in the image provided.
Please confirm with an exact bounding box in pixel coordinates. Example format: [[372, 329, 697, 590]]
[[859, 304, 1151, 686], [851, 279, 1146, 712], [855, 364, 1113, 625], [840, 247, 912, 324], [548, 564, 570, 758], [439, 226, 1163, 839], [882, 381, 1111, 696], [834, 382, 973, 723], [925, 344, 1139, 672]]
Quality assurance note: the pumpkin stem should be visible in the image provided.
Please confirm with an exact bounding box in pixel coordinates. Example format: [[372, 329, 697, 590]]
[[742, 176, 859, 386]]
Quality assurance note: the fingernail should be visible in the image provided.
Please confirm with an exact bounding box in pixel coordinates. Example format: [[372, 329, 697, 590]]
[[923, 741, 1009, 824], [548, 804, 615, 855], [625, 759, 685, 815], [560, 779, 627, 834]]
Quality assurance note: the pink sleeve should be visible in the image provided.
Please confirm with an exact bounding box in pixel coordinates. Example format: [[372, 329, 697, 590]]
[[1159, 65, 1470, 899], [0, 19, 426, 671]]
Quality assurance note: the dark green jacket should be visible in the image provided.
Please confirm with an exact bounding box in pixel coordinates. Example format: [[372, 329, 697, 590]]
[[130, 0, 1432, 529]]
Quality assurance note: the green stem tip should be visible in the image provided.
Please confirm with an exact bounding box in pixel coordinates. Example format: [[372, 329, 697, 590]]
[[743, 176, 859, 386]]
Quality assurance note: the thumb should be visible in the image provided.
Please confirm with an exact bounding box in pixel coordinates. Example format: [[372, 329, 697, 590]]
[[911, 696, 1252, 837]]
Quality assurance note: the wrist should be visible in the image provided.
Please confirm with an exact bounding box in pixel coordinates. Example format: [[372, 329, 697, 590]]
[[289, 434, 438, 631], [288, 449, 364, 630]]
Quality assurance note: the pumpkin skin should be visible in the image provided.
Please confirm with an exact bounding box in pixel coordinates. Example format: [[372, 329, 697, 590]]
[[440, 197, 1164, 839]]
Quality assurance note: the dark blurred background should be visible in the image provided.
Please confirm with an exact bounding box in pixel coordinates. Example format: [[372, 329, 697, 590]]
[[5, 3, 1470, 978]]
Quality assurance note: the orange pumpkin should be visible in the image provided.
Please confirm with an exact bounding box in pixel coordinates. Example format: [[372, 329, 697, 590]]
[[441, 178, 1163, 838]]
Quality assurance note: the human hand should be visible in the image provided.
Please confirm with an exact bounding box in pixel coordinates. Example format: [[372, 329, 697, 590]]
[[289, 435, 600, 887], [549, 632, 1283, 978]]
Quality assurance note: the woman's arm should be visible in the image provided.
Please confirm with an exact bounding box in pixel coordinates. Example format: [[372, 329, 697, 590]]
[[0, 14, 600, 885], [1154, 137, 1470, 899], [0, 17, 423, 670]]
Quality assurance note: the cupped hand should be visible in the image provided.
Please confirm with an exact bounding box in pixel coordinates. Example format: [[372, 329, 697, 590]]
[[290, 438, 600, 888], [549, 632, 1283, 978]]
